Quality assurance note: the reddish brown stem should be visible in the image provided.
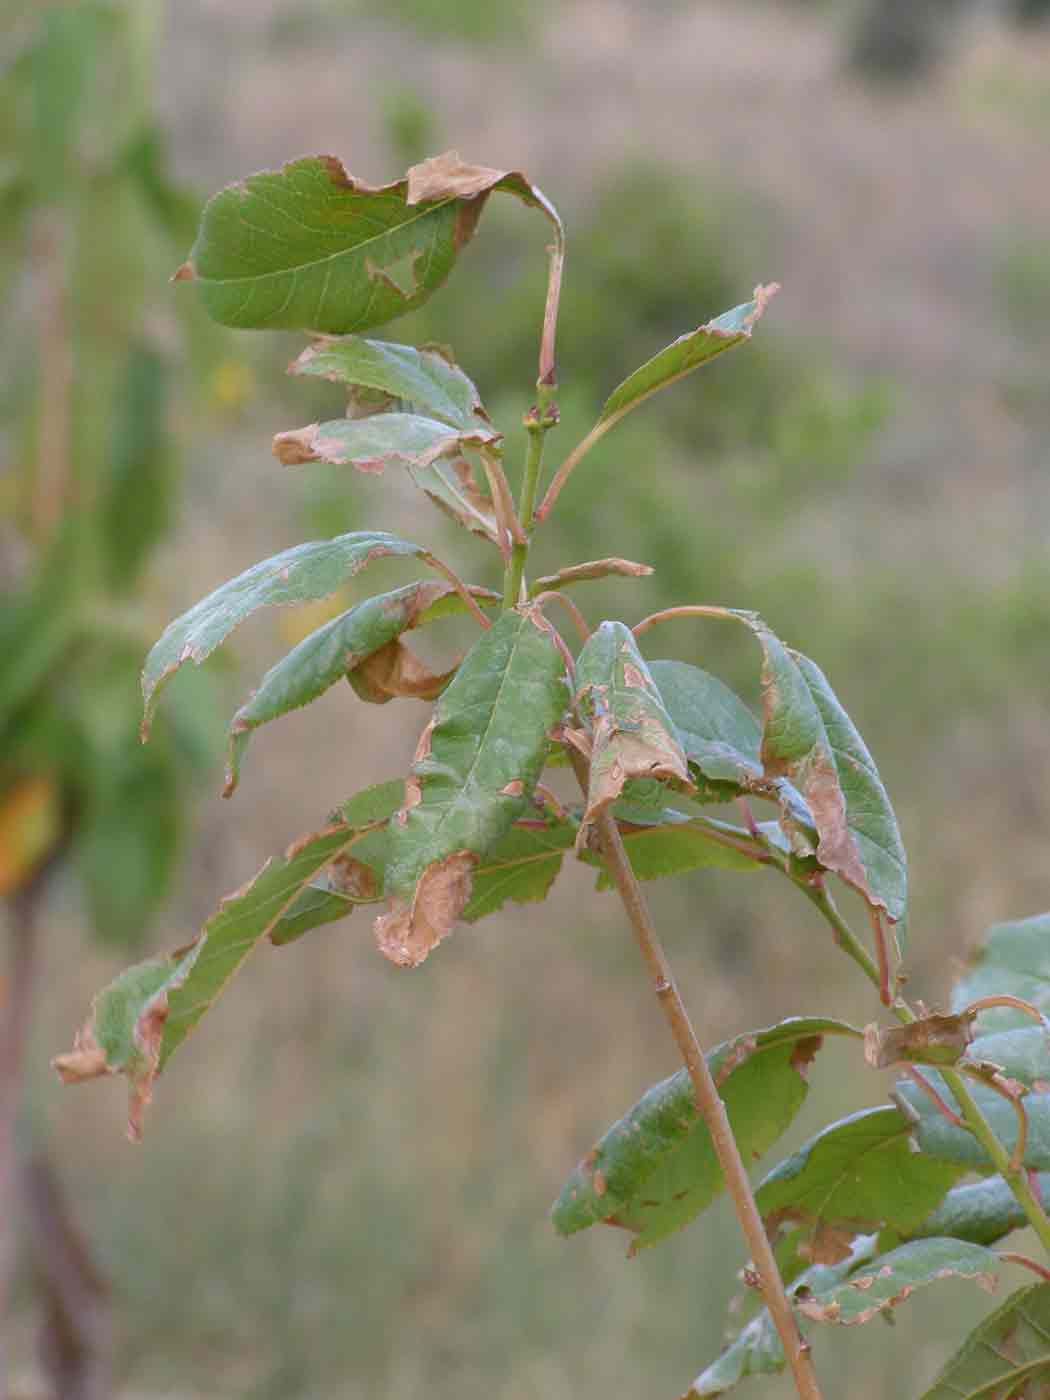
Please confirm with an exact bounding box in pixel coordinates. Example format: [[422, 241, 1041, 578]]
[[904, 1066, 966, 1129], [567, 753, 823, 1400], [998, 1251, 1050, 1283], [867, 906, 892, 1007], [421, 553, 492, 630], [532, 590, 592, 643]]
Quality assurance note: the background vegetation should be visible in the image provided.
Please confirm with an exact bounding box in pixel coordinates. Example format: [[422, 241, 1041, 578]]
[[4, 0, 1050, 1395]]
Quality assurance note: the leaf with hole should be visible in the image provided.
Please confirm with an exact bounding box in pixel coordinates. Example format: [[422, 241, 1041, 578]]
[[141, 531, 428, 735], [181, 151, 555, 335], [375, 606, 567, 968], [551, 1017, 861, 1250], [919, 1283, 1050, 1398]]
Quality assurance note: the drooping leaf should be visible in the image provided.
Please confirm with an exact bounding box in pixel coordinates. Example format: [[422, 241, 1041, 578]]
[[648, 658, 762, 800], [141, 530, 427, 735], [755, 1105, 966, 1262], [272, 411, 498, 473], [909, 1173, 1050, 1248], [224, 581, 472, 795], [919, 1283, 1050, 1399], [686, 1235, 878, 1398], [289, 337, 491, 433], [952, 913, 1050, 1030], [530, 558, 654, 594], [728, 613, 907, 932], [181, 151, 553, 335], [794, 1237, 998, 1327], [574, 622, 693, 848], [54, 819, 382, 1137], [375, 606, 567, 968], [583, 285, 778, 446], [552, 1017, 861, 1250]]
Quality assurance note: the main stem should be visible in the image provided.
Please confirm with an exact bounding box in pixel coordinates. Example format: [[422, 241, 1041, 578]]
[[569, 761, 823, 1400], [502, 381, 558, 609]]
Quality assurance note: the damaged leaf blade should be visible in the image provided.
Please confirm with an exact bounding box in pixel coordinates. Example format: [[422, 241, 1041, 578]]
[[273, 412, 498, 472], [141, 531, 425, 735], [919, 1283, 1050, 1399], [648, 658, 763, 800], [183, 151, 554, 335], [376, 606, 567, 968], [53, 820, 371, 1138], [289, 337, 491, 434], [551, 1017, 860, 1250], [574, 622, 693, 846], [224, 581, 473, 795]]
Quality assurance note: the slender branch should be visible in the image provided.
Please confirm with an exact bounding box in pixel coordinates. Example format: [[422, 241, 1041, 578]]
[[567, 753, 824, 1400], [503, 383, 559, 608], [531, 590, 592, 643], [533, 419, 606, 525]]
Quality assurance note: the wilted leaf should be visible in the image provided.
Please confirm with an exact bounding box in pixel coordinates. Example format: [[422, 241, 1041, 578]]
[[574, 622, 693, 848], [289, 337, 491, 434], [376, 606, 567, 968], [552, 1017, 860, 1250], [864, 1011, 978, 1069], [756, 1105, 966, 1262], [141, 530, 427, 735], [795, 1238, 998, 1327], [272, 411, 497, 472], [952, 913, 1050, 1031], [183, 150, 553, 335], [225, 581, 463, 795], [919, 1283, 1050, 1399], [531, 558, 654, 593], [345, 639, 455, 705], [729, 613, 906, 932], [54, 819, 381, 1136], [686, 1235, 878, 1398]]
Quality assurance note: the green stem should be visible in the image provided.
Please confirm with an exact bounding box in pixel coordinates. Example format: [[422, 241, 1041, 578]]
[[502, 381, 558, 608]]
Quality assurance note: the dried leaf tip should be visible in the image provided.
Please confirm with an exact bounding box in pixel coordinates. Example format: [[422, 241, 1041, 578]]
[[374, 850, 477, 968], [744, 282, 780, 328], [171, 260, 194, 283], [406, 151, 511, 205]]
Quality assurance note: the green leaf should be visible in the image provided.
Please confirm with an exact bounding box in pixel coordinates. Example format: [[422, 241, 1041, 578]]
[[99, 343, 172, 593], [462, 818, 577, 922], [224, 581, 475, 796], [141, 530, 427, 735], [54, 819, 379, 1138], [648, 658, 762, 799], [952, 913, 1050, 1030], [181, 151, 551, 335], [919, 1283, 1050, 1398], [375, 606, 567, 967], [552, 1017, 861, 1250], [730, 613, 907, 933], [584, 819, 762, 888], [272, 411, 498, 474], [897, 1073, 1050, 1171], [574, 622, 692, 845], [910, 1173, 1050, 1248], [687, 1235, 878, 1397], [795, 1237, 998, 1326], [755, 1105, 966, 1257], [289, 337, 491, 433], [589, 286, 778, 442]]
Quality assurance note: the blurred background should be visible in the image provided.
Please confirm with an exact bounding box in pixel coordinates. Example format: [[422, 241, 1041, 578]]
[[2, 0, 1050, 1395]]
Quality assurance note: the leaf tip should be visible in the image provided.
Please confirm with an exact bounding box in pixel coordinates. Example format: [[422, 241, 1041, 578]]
[[171, 260, 194, 283]]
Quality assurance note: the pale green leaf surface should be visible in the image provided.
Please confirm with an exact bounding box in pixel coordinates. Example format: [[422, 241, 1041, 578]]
[[796, 1238, 998, 1326], [910, 1173, 1050, 1248], [141, 531, 425, 733], [648, 659, 762, 785], [290, 337, 489, 432], [584, 820, 761, 889], [273, 412, 497, 473], [462, 819, 576, 922], [952, 913, 1050, 1030], [225, 581, 460, 794], [596, 286, 776, 433], [919, 1283, 1050, 1399], [756, 1105, 966, 1245], [897, 1075, 1050, 1171], [552, 1017, 860, 1249]]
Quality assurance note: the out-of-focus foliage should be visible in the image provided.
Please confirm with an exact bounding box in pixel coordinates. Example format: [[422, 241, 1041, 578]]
[[0, 1, 220, 942]]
